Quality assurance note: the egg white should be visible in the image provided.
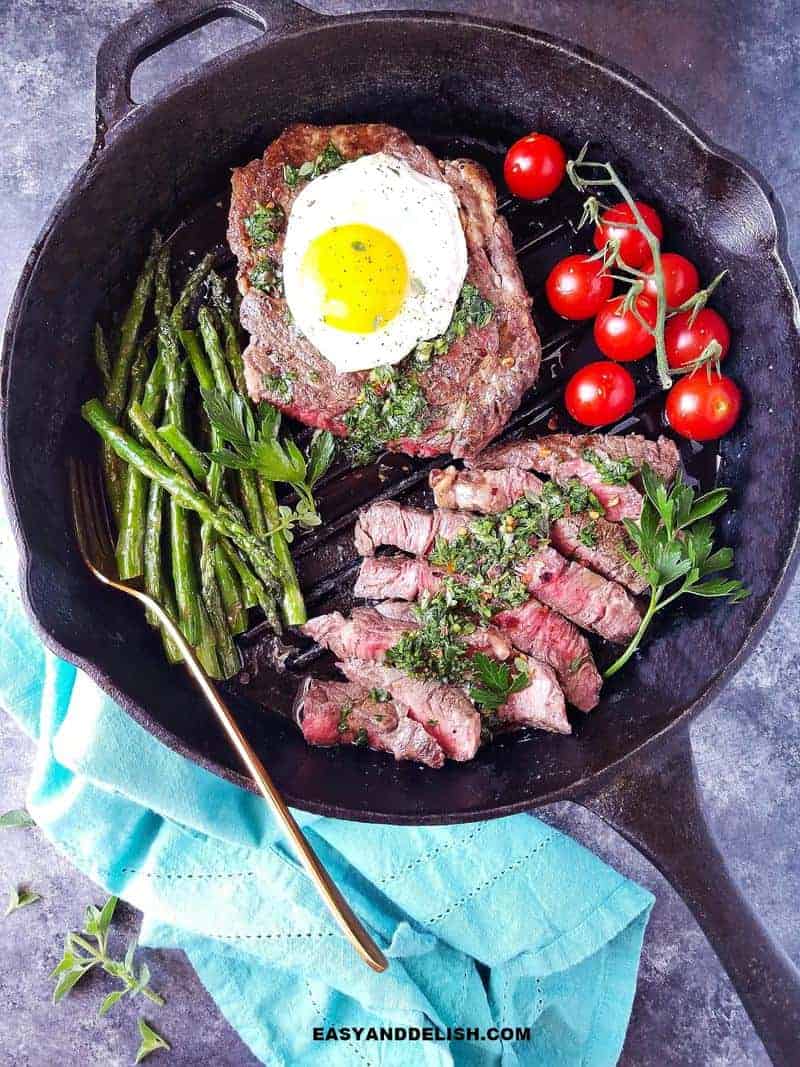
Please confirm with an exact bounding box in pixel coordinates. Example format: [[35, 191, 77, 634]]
[[282, 152, 468, 374]]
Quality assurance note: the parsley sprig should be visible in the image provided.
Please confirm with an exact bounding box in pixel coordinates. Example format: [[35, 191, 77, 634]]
[[605, 466, 748, 677], [469, 653, 530, 712], [203, 390, 335, 538], [50, 896, 164, 1013]]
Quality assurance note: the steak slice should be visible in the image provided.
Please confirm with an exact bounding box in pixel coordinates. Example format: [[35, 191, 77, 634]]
[[467, 433, 680, 521], [498, 656, 570, 735], [354, 501, 469, 558], [338, 659, 481, 762], [493, 600, 602, 712], [294, 677, 444, 768], [302, 606, 511, 663], [229, 123, 541, 458], [352, 503, 643, 642], [429, 466, 646, 594], [354, 556, 601, 710]]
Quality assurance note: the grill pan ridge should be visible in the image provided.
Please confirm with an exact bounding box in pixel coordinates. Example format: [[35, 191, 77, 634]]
[[3, 4, 800, 1058]]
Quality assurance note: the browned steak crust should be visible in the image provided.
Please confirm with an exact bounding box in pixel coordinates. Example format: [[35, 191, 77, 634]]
[[228, 123, 541, 458]]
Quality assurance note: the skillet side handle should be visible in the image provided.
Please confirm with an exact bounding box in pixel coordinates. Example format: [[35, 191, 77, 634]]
[[575, 724, 800, 1066], [94, 0, 326, 137]]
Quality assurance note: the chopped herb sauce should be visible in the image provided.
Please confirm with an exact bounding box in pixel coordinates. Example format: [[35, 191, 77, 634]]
[[412, 283, 494, 367], [244, 202, 285, 247], [250, 257, 283, 297], [283, 143, 346, 188], [343, 366, 428, 465], [583, 448, 638, 485]]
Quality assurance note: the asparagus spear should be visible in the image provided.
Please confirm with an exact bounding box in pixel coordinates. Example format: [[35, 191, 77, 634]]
[[170, 253, 215, 331], [83, 400, 280, 627], [115, 341, 152, 579], [199, 523, 241, 677], [205, 297, 307, 625], [102, 232, 161, 521], [93, 323, 111, 391], [144, 479, 183, 663]]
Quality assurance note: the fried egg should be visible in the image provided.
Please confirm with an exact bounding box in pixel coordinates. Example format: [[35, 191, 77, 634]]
[[282, 152, 468, 373]]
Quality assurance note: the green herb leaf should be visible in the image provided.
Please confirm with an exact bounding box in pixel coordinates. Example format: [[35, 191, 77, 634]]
[[307, 430, 336, 488], [99, 989, 125, 1016], [250, 257, 283, 296], [0, 809, 35, 829], [4, 887, 42, 917], [135, 1018, 171, 1063], [469, 653, 529, 713]]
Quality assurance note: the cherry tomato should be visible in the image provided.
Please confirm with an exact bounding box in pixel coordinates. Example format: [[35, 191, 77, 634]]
[[593, 294, 657, 361], [565, 361, 636, 427], [665, 371, 742, 441], [641, 252, 700, 307], [665, 307, 731, 369], [545, 254, 614, 320], [504, 133, 567, 200], [593, 201, 664, 268]]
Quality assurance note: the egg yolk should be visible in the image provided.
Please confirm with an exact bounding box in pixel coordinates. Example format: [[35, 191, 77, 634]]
[[301, 223, 409, 333]]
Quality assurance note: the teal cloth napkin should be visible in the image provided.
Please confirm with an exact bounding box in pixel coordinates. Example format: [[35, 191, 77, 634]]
[[0, 509, 653, 1066]]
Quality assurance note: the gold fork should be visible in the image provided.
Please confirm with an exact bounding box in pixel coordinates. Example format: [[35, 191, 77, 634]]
[[69, 458, 387, 973]]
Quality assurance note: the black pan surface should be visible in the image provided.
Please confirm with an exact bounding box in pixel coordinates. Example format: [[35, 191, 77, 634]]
[[2, 9, 800, 823]]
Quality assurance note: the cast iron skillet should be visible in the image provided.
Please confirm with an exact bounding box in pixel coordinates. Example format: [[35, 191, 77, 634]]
[[2, 0, 800, 1059]]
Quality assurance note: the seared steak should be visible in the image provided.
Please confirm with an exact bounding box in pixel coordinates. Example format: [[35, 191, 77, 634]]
[[352, 502, 643, 642], [467, 433, 680, 521], [229, 123, 541, 458], [294, 677, 444, 768], [354, 556, 601, 710], [493, 600, 602, 712], [338, 659, 481, 762], [429, 466, 646, 594]]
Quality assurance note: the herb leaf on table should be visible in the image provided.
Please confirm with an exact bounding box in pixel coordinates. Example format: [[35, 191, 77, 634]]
[[4, 886, 41, 917], [135, 1018, 171, 1063], [0, 809, 35, 829], [50, 896, 165, 1012]]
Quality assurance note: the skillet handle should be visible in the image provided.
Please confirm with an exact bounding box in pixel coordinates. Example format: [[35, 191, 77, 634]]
[[95, 0, 326, 137], [574, 724, 800, 1066]]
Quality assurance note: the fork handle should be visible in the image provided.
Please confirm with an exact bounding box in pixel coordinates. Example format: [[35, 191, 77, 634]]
[[139, 593, 388, 973]]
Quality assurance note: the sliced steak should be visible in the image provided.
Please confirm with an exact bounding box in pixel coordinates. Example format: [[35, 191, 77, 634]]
[[352, 503, 643, 642], [497, 656, 570, 734], [338, 659, 481, 762], [471, 432, 680, 480], [354, 554, 443, 601], [493, 600, 603, 712], [294, 677, 444, 768], [302, 607, 411, 663], [429, 466, 646, 594], [467, 433, 680, 521], [355, 556, 601, 710], [229, 123, 541, 458], [354, 500, 469, 558]]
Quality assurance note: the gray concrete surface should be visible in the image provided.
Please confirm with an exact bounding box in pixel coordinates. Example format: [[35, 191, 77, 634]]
[[1, 1, 798, 1063]]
